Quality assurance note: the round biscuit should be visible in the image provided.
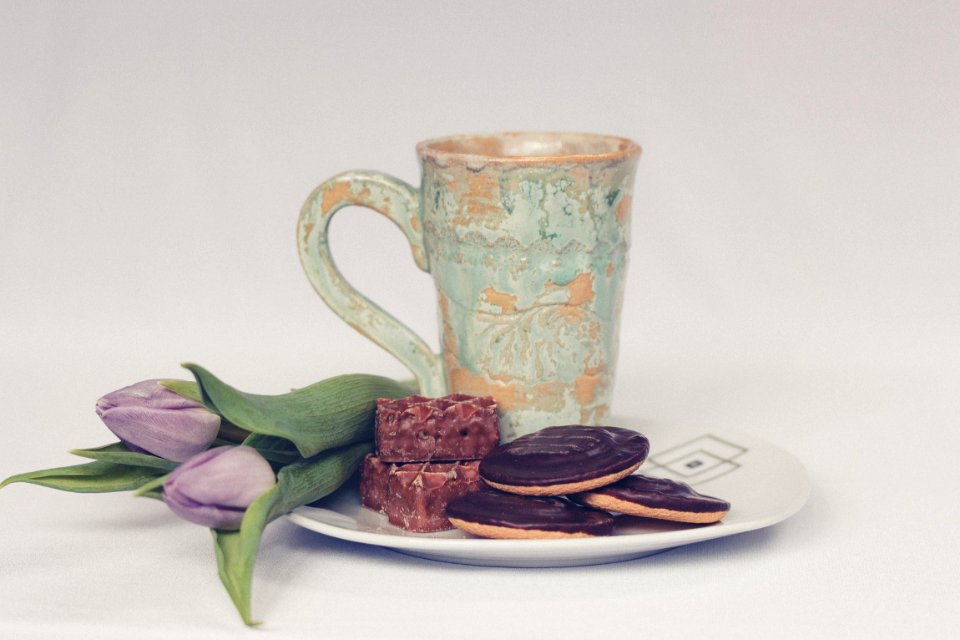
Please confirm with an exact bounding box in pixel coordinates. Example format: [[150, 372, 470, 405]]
[[447, 518, 600, 539], [577, 492, 728, 524], [482, 462, 642, 496]]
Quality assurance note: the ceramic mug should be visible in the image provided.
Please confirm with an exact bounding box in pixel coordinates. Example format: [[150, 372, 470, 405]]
[[298, 132, 641, 440]]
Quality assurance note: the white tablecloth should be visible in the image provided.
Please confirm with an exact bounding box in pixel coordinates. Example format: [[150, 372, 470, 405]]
[[2, 2, 958, 638]]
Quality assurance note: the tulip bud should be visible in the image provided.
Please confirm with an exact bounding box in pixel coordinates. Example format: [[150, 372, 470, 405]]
[[95, 379, 220, 462], [163, 446, 276, 530]]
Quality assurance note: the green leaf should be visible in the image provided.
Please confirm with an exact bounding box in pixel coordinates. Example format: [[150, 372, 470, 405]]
[[0, 460, 165, 493], [159, 379, 204, 403], [132, 473, 169, 498], [242, 433, 302, 465], [210, 440, 372, 626], [270, 440, 373, 517], [212, 485, 281, 627], [183, 363, 414, 458], [69, 442, 178, 472], [160, 379, 251, 443]]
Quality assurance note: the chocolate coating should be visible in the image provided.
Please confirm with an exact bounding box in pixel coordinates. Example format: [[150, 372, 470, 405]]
[[572, 474, 731, 513], [479, 426, 649, 487], [446, 491, 615, 535]]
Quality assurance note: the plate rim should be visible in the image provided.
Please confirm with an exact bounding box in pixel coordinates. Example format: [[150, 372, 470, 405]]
[[287, 426, 811, 560]]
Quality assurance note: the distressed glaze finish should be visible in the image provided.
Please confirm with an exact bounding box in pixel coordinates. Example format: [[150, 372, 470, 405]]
[[298, 171, 445, 396], [299, 133, 640, 440]]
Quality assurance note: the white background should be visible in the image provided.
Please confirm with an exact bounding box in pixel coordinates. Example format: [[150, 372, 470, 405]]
[[1, 1, 958, 638]]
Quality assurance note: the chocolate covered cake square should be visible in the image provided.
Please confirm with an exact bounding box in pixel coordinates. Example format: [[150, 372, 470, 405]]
[[359, 454, 483, 532], [375, 394, 499, 463]]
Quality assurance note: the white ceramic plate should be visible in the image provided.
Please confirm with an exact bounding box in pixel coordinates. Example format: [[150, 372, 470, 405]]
[[288, 424, 810, 567]]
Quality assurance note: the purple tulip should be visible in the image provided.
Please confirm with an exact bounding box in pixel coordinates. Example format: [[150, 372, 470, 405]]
[[163, 446, 276, 530], [95, 379, 220, 462]]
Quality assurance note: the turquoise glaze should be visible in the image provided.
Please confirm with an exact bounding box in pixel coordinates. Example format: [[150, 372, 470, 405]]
[[298, 133, 641, 440]]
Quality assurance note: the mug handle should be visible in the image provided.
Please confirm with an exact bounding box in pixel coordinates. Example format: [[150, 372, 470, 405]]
[[297, 170, 446, 396]]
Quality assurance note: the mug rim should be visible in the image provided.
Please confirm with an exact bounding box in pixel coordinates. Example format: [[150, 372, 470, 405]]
[[416, 131, 641, 165]]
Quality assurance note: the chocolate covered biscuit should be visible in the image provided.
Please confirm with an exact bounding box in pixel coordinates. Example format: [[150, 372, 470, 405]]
[[446, 491, 615, 539], [479, 425, 649, 496], [571, 474, 730, 524]]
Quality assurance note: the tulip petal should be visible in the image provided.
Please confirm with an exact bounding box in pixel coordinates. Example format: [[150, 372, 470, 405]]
[[96, 380, 221, 462], [172, 447, 275, 508], [164, 487, 247, 529], [163, 446, 276, 531]]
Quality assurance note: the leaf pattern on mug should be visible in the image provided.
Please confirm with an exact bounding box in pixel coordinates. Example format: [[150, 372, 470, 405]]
[[472, 273, 604, 383]]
